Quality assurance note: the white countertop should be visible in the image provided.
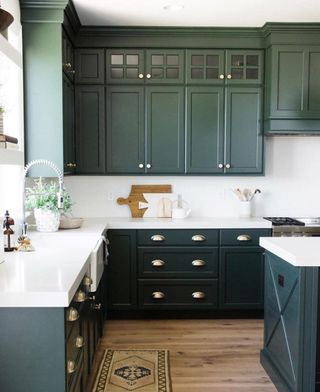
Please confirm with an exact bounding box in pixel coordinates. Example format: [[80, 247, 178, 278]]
[[0, 216, 270, 308], [260, 237, 320, 267]]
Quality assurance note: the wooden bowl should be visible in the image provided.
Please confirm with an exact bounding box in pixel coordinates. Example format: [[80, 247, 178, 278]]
[[0, 9, 14, 33]]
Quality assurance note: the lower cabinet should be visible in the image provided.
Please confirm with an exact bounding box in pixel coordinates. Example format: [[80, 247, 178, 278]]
[[0, 273, 105, 392], [107, 228, 270, 314]]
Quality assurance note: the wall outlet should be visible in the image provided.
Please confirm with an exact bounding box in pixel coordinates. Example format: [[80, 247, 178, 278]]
[[107, 191, 115, 201]]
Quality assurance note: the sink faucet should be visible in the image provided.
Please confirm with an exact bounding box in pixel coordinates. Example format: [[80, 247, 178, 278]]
[[22, 159, 64, 236]]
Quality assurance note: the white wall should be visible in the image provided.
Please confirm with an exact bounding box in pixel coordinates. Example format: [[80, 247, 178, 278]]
[[64, 136, 320, 219]]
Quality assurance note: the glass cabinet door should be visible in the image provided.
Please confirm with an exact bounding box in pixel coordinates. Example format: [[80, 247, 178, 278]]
[[106, 49, 144, 84], [145, 50, 184, 84], [186, 50, 225, 84], [226, 50, 263, 84]]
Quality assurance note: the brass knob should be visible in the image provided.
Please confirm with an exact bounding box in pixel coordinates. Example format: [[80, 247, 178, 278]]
[[151, 259, 166, 267], [138, 73, 144, 79], [227, 74, 232, 79], [64, 62, 72, 69], [218, 163, 224, 169], [139, 163, 144, 168], [152, 291, 165, 299], [67, 360, 76, 374], [225, 163, 231, 169], [92, 303, 102, 310], [146, 73, 151, 79], [83, 275, 93, 286], [151, 234, 165, 242], [146, 163, 152, 169], [237, 234, 252, 242], [75, 336, 84, 348], [219, 74, 225, 79], [192, 291, 206, 299], [74, 290, 86, 303], [66, 162, 74, 168], [191, 234, 206, 242], [70, 70, 75, 74], [66, 307, 79, 322], [192, 259, 206, 267], [88, 295, 96, 301]]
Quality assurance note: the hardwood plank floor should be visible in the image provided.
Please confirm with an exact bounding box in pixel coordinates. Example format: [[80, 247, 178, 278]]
[[88, 319, 276, 392]]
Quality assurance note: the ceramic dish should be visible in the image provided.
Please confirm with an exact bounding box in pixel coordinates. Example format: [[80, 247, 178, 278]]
[[59, 216, 83, 229]]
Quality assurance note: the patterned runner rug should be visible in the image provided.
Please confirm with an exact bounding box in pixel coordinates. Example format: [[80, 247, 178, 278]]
[[92, 349, 171, 392]]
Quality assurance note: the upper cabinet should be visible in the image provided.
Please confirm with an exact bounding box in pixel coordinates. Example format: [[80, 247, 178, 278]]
[[75, 48, 105, 84], [264, 44, 320, 134], [106, 49, 184, 84], [186, 50, 263, 85]]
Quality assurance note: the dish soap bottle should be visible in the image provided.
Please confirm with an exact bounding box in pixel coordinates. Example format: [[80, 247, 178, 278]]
[[3, 210, 15, 252]]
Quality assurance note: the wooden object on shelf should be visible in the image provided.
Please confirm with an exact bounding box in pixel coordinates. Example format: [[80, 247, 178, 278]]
[[117, 185, 172, 217]]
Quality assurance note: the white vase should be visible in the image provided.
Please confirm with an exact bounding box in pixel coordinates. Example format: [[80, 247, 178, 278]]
[[34, 208, 60, 232]]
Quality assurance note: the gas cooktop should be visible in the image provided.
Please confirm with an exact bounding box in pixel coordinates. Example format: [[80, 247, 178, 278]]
[[263, 217, 305, 226]]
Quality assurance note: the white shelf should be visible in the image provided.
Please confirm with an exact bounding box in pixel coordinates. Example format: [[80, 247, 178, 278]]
[[0, 149, 24, 165]]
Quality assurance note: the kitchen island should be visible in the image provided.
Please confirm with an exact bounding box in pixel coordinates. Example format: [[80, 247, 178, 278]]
[[260, 237, 320, 392]]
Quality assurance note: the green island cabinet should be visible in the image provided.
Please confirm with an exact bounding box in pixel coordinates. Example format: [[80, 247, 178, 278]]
[[106, 228, 270, 314], [261, 251, 320, 391], [0, 274, 105, 392]]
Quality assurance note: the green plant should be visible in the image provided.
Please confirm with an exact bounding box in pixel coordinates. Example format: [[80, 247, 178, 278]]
[[0, 106, 5, 114], [25, 178, 72, 212]]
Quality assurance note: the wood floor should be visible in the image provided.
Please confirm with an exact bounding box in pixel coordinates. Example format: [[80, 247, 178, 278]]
[[88, 319, 276, 392]]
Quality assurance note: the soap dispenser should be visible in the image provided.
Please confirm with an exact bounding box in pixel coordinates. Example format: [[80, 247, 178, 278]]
[[3, 210, 14, 252]]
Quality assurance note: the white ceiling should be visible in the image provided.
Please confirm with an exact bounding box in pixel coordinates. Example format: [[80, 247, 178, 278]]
[[72, 0, 320, 27]]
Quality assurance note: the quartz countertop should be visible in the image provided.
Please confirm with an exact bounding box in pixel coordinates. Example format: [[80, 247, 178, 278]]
[[260, 237, 320, 267], [0, 216, 271, 308]]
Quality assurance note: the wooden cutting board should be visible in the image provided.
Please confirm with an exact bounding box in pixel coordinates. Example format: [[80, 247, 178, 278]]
[[117, 185, 172, 217]]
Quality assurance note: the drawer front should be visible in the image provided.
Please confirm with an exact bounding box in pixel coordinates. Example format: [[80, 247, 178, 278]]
[[139, 279, 218, 309], [66, 322, 84, 388], [138, 229, 219, 246], [220, 229, 271, 246], [68, 350, 84, 392], [138, 246, 218, 278]]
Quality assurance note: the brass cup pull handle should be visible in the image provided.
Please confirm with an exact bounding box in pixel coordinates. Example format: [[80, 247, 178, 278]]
[[237, 234, 252, 242], [83, 275, 93, 287], [75, 336, 84, 348], [192, 259, 206, 267], [152, 291, 165, 299], [74, 290, 86, 303], [67, 360, 76, 374], [191, 234, 206, 242], [92, 303, 102, 310], [151, 234, 165, 242], [151, 259, 166, 267], [67, 307, 79, 322], [192, 291, 206, 299]]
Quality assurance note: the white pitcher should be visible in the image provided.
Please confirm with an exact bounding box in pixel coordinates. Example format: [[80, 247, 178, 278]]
[[172, 197, 191, 219]]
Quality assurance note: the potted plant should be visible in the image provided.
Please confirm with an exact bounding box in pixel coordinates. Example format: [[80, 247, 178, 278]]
[[25, 178, 72, 232]]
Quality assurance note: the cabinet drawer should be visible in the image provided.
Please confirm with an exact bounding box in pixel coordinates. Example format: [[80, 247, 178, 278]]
[[138, 247, 218, 278], [138, 229, 218, 246], [220, 229, 271, 246], [66, 316, 84, 368], [139, 279, 218, 309], [68, 350, 84, 392]]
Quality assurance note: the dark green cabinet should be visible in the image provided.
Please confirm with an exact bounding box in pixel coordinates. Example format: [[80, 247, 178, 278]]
[[75, 85, 105, 174], [186, 49, 263, 85], [186, 86, 263, 174], [63, 75, 76, 174], [265, 45, 320, 134], [106, 49, 184, 84], [219, 247, 264, 309], [62, 31, 75, 82], [75, 48, 105, 84], [106, 85, 184, 174], [107, 230, 137, 310]]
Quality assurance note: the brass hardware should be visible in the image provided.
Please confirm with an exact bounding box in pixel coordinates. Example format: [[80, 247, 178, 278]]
[[151, 259, 166, 267], [64, 62, 72, 69], [67, 360, 76, 374], [151, 234, 165, 242], [139, 163, 144, 168], [75, 336, 84, 348], [218, 163, 224, 169], [227, 74, 232, 79], [192, 291, 206, 299], [138, 73, 144, 79], [152, 291, 165, 299], [219, 74, 225, 79], [192, 259, 206, 267], [88, 295, 96, 301], [237, 234, 252, 242], [146, 163, 152, 169], [82, 275, 93, 286], [191, 234, 206, 242], [74, 290, 86, 303], [225, 163, 231, 169], [66, 162, 76, 168], [70, 70, 75, 74], [92, 303, 102, 310], [66, 307, 79, 322], [146, 73, 151, 79]]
